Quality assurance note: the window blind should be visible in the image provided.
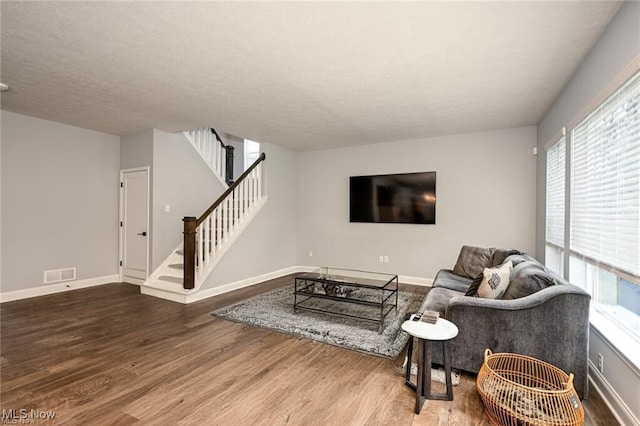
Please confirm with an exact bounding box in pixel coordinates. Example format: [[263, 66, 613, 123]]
[[546, 137, 565, 248], [571, 71, 640, 277]]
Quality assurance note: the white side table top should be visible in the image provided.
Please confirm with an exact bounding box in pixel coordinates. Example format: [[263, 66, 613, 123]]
[[402, 317, 458, 341]]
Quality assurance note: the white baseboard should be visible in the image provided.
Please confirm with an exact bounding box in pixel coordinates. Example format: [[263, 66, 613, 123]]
[[399, 275, 433, 287], [0, 274, 121, 303], [183, 266, 432, 304], [588, 362, 640, 426], [185, 265, 314, 303]]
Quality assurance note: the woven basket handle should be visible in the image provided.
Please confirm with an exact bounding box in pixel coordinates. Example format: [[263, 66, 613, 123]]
[[484, 348, 493, 362], [566, 373, 575, 389]]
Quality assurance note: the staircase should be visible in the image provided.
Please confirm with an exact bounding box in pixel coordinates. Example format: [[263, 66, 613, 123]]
[[141, 129, 267, 303]]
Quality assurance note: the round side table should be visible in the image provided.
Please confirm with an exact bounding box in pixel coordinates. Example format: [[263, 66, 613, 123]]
[[401, 317, 459, 414]]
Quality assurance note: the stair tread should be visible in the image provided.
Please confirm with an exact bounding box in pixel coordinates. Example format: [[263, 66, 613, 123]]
[[158, 275, 183, 284], [168, 263, 184, 270], [175, 250, 184, 256]]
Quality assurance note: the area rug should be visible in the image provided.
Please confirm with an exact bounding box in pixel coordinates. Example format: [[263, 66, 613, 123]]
[[212, 285, 424, 359]]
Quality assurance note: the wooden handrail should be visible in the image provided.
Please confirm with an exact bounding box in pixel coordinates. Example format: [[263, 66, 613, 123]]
[[195, 152, 266, 226], [210, 128, 227, 148]]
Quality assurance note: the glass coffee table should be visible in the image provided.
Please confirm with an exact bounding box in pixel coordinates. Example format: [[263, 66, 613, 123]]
[[294, 267, 399, 333]]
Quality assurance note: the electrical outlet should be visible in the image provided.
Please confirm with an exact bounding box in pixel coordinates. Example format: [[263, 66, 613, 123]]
[[379, 256, 384, 263], [597, 353, 604, 372], [308, 251, 313, 257], [383, 256, 389, 263]]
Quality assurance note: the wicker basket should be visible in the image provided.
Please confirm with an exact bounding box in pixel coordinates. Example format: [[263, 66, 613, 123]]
[[477, 349, 584, 426]]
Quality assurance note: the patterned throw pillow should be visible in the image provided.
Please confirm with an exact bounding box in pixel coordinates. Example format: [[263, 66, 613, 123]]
[[477, 261, 513, 299]]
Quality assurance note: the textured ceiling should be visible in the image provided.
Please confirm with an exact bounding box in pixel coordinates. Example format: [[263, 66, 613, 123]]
[[0, 1, 622, 150]]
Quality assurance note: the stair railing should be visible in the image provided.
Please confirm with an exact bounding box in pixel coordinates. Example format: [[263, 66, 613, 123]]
[[182, 152, 266, 289], [184, 127, 228, 183]]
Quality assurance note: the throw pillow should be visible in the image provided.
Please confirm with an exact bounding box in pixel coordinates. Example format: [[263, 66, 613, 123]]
[[465, 274, 483, 297], [502, 261, 556, 300], [477, 261, 513, 299], [452, 245, 496, 279]]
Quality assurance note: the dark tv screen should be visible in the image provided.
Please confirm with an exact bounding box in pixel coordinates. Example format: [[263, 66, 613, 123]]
[[350, 172, 436, 224]]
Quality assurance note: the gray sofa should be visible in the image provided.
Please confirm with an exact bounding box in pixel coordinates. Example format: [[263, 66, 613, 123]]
[[418, 246, 590, 399]]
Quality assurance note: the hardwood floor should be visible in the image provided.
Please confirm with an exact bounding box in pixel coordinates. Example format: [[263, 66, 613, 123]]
[[1, 277, 618, 425]]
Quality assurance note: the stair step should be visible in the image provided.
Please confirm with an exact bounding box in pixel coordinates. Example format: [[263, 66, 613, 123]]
[[168, 263, 184, 270], [176, 250, 184, 256], [159, 275, 183, 284]]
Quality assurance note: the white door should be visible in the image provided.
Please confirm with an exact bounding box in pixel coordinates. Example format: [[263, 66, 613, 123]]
[[120, 168, 149, 284]]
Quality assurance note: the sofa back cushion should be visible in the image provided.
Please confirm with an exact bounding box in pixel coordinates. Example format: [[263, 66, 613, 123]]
[[452, 245, 496, 279], [502, 261, 557, 300], [492, 248, 522, 267], [501, 253, 537, 268]]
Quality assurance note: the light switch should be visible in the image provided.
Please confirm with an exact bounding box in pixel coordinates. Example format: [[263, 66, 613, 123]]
[[164, 204, 171, 213]]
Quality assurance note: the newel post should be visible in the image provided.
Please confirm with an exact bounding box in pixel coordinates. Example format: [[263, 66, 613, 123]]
[[225, 145, 235, 186], [183, 216, 197, 290]]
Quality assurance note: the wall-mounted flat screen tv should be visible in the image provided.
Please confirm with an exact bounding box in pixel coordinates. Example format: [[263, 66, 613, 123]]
[[350, 171, 436, 224]]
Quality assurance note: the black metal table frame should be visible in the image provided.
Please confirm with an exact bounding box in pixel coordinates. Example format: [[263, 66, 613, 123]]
[[293, 273, 399, 333]]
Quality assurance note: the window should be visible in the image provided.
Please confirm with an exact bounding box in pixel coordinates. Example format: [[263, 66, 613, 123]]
[[545, 136, 565, 276], [244, 139, 260, 171], [569, 71, 640, 340]]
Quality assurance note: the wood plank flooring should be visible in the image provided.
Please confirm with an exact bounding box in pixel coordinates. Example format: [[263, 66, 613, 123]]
[[1, 276, 618, 425]]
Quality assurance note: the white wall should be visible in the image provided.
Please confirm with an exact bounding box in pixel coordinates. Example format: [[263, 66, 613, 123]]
[[297, 126, 537, 281], [1, 111, 120, 293], [535, 2, 640, 423], [202, 141, 298, 288], [151, 129, 226, 270], [120, 129, 153, 170], [0, 111, 3, 291]]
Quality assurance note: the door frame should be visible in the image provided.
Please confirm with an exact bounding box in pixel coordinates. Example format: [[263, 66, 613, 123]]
[[119, 166, 150, 285]]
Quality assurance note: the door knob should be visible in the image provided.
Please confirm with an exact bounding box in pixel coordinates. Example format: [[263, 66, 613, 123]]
[[137, 231, 147, 236]]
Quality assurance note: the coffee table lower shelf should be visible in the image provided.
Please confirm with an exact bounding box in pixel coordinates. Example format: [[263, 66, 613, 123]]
[[293, 271, 399, 333]]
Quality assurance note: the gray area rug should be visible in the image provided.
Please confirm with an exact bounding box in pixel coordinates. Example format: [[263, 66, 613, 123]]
[[213, 285, 424, 359]]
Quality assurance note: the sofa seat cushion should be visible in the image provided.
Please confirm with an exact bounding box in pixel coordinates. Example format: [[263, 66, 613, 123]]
[[433, 269, 474, 292], [419, 287, 463, 316], [502, 261, 557, 300], [452, 245, 496, 279]]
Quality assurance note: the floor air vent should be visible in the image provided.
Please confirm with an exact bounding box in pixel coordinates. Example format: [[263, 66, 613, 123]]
[[44, 267, 76, 284]]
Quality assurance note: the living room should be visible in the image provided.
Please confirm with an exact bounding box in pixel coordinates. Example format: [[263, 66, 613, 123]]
[[1, 1, 639, 425]]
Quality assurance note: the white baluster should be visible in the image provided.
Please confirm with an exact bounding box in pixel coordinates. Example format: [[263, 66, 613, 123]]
[[204, 214, 210, 266], [205, 133, 211, 167], [197, 223, 203, 280], [220, 144, 226, 182], [210, 131, 216, 167], [234, 187, 240, 227], [239, 179, 246, 220], [253, 169, 258, 205], [221, 199, 227, 244], [257, 163, 262, 199], [215, 207, 221, 257]]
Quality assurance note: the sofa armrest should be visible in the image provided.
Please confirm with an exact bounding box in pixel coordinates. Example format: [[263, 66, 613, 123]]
[[441, 284, 590, 399]]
